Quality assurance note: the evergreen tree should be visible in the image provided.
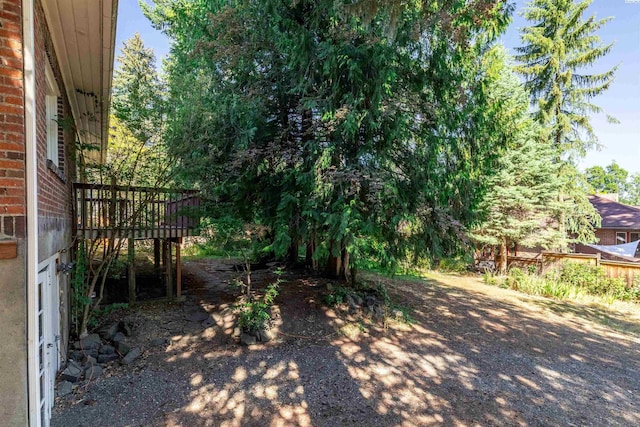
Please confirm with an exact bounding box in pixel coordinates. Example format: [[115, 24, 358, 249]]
[[471, 46, 568, 273], [515, 0, 617, 158], [145, 0, 513, 280]]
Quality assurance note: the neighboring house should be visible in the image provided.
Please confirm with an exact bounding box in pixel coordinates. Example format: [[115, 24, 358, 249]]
[[0, 1, 117, 425], [574, 194, 640, 261]]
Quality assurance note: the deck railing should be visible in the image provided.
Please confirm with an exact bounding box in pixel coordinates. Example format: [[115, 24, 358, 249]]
[[74, 183, 200, 239]]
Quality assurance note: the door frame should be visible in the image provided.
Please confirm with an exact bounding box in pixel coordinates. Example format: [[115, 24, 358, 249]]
[[29, 255, 60, 427]]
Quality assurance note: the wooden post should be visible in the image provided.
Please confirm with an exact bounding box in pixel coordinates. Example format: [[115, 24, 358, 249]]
[[176, 238, 182, 298], [596, 252, 601, 266], [154, 238, 160, 270], [128, 238, 136, 305], [165, 240, 174, 298]]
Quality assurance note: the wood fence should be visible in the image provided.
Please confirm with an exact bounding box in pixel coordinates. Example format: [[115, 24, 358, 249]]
[[507, 252, 640, 285]]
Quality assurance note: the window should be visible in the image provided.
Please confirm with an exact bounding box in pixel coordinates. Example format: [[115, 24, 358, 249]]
[[630, 232, 640, 242], [616, 232, 627, 244], [45, 62, 60, 167]]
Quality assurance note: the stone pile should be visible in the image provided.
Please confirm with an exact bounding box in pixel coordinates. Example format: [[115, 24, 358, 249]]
[[56, 321, 142, 398]]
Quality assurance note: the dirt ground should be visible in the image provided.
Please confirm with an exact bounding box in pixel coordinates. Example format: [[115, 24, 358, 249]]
[[52, 259, 640, 426]]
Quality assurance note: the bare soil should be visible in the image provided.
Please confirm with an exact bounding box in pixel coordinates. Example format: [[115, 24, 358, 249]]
[[52, 259, 640, 426]]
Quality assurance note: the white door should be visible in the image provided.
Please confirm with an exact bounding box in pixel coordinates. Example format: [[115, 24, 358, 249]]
[[36, 262, 60, 427]]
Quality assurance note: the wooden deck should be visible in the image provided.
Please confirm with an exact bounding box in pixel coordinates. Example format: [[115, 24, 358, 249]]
[[74, 183, 200, 239]]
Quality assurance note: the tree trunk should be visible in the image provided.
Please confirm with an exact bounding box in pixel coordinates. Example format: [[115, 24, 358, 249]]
[[498, 237, 508, 275], [325, 241, 350, 282]]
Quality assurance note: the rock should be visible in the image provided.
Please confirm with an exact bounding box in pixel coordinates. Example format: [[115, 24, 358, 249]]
[[79, 334, 101, 350], [85, 356, 97, 366], [150, 338, 169, 347], [393, 310, 404, 320], [373, 305, 385, 319], [345, 294, 357, 309], [201, 317, 215, 328], [121, 347, 141, 365], [56, 381, 73, 397], [98, 322, 119, 341], [97, 353, 119, 364], [258, 328, 273, 342], [84, 364, 103, 380], [364, 295, 376, 307], [232, 327, 242, 338], [353, 294, 364, 306], [112, 332, 126, 343], [119, 321, 133, 337], [61, 360, 84, 383], [99, 345, 115, 355], [86, 349, 99, 360], [187, 311, 209, 322], [115, 341, 131, 356], [240, 333, 256, 346], [326, 283, 334, 292], [69, 350, 84, 362]]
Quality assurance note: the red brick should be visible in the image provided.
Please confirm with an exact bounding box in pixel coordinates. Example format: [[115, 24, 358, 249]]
[[0, 177, 23, 187], [1, 205, 24, 215], [0, 123, 23, 133], [0, 84, 22, 96], [4, 114, 22, 125], [2, 2, 21, 15], [3, 95, 21, 105], [0, 66, 22, 82]]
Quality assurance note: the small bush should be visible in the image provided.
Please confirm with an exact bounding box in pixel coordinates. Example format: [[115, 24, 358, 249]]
[[237, 282, 279, 332], [495, 262, 640, 303]]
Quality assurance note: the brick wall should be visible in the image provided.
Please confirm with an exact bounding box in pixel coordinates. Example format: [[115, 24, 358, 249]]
[[0, 0, 25, 239], [33, 0, 75, 248], [595, 229, 617, 245]]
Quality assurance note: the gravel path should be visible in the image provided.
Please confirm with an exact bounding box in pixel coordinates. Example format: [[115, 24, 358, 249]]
[[52, 261, 640, 426]]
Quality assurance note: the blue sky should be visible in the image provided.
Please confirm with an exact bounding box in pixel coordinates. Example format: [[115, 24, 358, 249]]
[[116, 0, 640, 174]]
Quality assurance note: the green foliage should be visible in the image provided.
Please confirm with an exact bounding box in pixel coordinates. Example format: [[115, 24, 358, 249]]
[[437, 255, 473, 273], [71, 243, 91, 337], [145, 0, 514, 279], [501, 263, 640, 303], [237, 282, 280, 332], [584, 162, 640, 206], [515, 0, 617, 158]]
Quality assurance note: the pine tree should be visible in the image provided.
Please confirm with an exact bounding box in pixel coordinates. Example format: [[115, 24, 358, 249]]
[[515, 0, 617, 158], [471, 46, 567, 273]]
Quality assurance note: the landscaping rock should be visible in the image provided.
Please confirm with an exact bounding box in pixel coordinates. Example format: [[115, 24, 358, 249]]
[[56, 381, 73, 397], [98, 322, 119, 341], [97, 353, 119, 364], [121, 347, 141, 365], [258, 327, 273, 342], [345, 294, 357, 309], [353, 294, 364, 306], [115, 341, 131, 356], [364, 295, 376, 307], [69, 350, 84, 362], [61, 360, 84, 383], [99, 345, 115, 355], [85, 356, 97, 366], [232, 327, 242, 338], [119, 321, 133, 337], [240, 333, 257, 346], [84, 364, 103, 380], [112, 332, 126, 343], [150, 338, 169, 347], [79, 334, 101, 350], [326, 283, 334, 292]]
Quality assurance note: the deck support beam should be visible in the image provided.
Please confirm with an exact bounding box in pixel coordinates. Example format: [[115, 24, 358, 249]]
[[176, 238, 182, 298], [128, 237, 136, 305], [165, 239, 174, 298]]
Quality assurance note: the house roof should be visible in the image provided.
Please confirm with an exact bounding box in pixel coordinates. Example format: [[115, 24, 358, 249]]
[[42, 0, 118, 164], [589, 195, 640, 229]]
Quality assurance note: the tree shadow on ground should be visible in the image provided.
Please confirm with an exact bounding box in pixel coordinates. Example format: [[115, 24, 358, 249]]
[[52, 261, 640, 427]]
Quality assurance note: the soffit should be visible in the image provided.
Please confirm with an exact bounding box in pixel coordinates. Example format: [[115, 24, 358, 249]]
[[41, 0, 118, 164]]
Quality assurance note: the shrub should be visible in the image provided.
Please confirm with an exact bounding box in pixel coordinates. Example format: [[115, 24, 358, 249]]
[[237, 282, 279, 332]]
